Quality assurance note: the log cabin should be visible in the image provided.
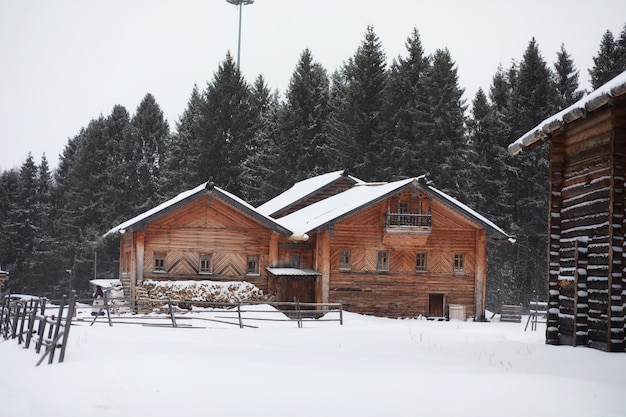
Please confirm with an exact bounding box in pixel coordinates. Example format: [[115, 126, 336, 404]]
[[509, 70, 626, 352], [105, 171, 512, 320]]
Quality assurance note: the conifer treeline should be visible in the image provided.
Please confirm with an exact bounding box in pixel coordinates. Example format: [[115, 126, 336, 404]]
[[1, 24, 625, 307]]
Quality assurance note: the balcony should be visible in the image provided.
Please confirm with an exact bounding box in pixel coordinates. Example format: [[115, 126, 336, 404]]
[[385, 212, 432, 235]]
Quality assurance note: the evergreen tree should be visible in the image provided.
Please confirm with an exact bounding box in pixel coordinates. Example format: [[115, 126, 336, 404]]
[[165, 85, 203, 196], [589, 29, 625, 89], [193, 53, 254, 195], [128, 93, 171, 211], [553, 44, 583, 108], [273, 49, 331, 189], [420, 48, 467, 199], [382, 29, 431, 179], [326, 26, 388, 181], [240, 76, 283, 205], [507, 38, 556, 305]]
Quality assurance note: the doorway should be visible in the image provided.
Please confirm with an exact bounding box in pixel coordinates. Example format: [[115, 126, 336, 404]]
[[428, 293, 445, 317]]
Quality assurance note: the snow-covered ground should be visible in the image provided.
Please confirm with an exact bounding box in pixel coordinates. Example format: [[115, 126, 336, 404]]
[[1, 306, 625, 417]]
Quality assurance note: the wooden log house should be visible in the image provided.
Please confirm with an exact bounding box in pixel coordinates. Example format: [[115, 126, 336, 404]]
[[105, 170, 512, 320], [509, 70, 626, 352]]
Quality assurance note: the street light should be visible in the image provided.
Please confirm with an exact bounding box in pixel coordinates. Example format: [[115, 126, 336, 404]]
[[226, 0, 254, 70], [66, 269, 72, 292]]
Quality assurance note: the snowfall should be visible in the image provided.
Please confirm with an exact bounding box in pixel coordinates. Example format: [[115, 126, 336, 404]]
[[1, 296, 626, 417]]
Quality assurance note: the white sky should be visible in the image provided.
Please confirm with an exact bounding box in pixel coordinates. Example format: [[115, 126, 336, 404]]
[[1, 0, 625, 172]]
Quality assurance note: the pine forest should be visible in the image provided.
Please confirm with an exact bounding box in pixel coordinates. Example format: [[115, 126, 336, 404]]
[[2, 24, 626, 311]]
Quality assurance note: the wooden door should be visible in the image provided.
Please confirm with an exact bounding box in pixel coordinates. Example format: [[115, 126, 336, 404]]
[[277, 277, 316, 305], [428, 293, 444, 317]]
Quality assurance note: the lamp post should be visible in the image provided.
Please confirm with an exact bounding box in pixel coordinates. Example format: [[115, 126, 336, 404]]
[[226, 0, 254, 70], [66, 269, 72, 292]]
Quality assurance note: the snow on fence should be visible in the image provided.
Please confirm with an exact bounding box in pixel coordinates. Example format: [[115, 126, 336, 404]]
[[0, 292, 76, 366]]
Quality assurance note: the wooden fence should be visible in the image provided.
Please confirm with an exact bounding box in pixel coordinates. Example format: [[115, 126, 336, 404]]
[[0, 291, 77, 366], [89, 297, 344, 329]]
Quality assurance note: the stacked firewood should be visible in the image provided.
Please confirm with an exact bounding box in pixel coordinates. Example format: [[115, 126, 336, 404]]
[[138, 280, 273, 309]]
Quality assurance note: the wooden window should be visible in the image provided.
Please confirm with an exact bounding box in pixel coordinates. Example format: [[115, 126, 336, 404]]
[[339, 250, 351, 270], [199, 254, 212, 274], [247, 255, 259, 275], [291, 255, 301, 268], [377, 251, 389, 271], [416, 252, 427, 272], [154, 253, 166, 272], [454, 253, 464, 273]]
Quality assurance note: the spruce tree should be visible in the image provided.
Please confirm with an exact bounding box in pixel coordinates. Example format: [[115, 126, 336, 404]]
[[165, 85, 203, 196], [240, 75, 282, 205], [128, 93, 171, 211], [273, 49, 331, 189], [326, 26, 388, 181], [589, 29, 624, 89], [553, 44, 583, 108], [194, 53, 254, 195], [382, 29, 431, 180], [420, 48, 467, 199], [508, 38, 556, 305]]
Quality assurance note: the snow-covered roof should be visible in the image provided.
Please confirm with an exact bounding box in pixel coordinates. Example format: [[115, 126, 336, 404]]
[[256, 170, 364, 217], [89, 279, 122, 288], [275, 179, 415, 238], [266, 268, 320, 277], [104, 182, 292, 238], [426, 186, 514, 242], [274, 177, 512, 241], [508, 70, 626, 155]]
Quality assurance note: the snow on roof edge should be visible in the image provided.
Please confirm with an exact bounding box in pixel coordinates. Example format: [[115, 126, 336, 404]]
[[508, 70, 626, 155], [256, 170, 363, 216], [103, 182, 292, 238], [426, 185, 514, 242]]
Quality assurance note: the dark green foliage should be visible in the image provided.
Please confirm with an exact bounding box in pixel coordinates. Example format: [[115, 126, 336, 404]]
[[553, 44, 584, 108], [326, 26, 388, 181], [381, 29, 431, 180], [192, 53, 255, 196], [419, 48, 467, 199], [589, 24, 626, 89]]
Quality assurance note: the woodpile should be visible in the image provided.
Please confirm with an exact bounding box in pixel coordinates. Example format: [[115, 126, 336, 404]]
[[138, 280, 273, 310]]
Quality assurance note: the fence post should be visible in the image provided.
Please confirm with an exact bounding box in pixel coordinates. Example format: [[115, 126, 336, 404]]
[[104, 290, 113, 327], [167, 299, 177, 328], [295, 297, 302, 328], [237, 301, 243, 329], [24, 299, 40, 349], [339, 302, 343, 325], [47, 295, 66, 364], [59, 291, 76, 363]]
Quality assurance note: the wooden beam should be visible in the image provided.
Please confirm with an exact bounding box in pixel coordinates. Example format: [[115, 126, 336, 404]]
[[474, 229, 486, 321]]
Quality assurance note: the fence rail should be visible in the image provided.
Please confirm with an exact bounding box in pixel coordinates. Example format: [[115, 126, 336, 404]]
[[1, 292, 76, 366], [89, 296, 344, 329]]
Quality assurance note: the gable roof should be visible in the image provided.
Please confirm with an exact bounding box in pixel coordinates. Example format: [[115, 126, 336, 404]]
[[256, 170, 364, 217], [103, 182, 293, 238], [508, 70, 626, 156], [275, 177, 513, 242]]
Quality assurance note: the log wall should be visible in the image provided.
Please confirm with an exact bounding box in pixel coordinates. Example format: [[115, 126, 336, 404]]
[[548, 101, 626, 352], [131, 196, 274, 294], [319, 190, 482, 318]]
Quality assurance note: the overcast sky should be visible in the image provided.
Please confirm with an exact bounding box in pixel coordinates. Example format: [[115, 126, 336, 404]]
[[1, 0, 625, 172]]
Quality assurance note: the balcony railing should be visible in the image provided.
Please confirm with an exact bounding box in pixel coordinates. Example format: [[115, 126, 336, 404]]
[[385, 212, 431, 228]]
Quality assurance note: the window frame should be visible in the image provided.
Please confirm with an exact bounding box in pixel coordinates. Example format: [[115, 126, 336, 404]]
[[339, 250, 351, 271], [153, 252, 166, 272], [453, 253, 465, 273], [199, 254, 212, 275], [377, 251, 389, 272], [415, 252, 427, 272], [247, 255, 260, 275]]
